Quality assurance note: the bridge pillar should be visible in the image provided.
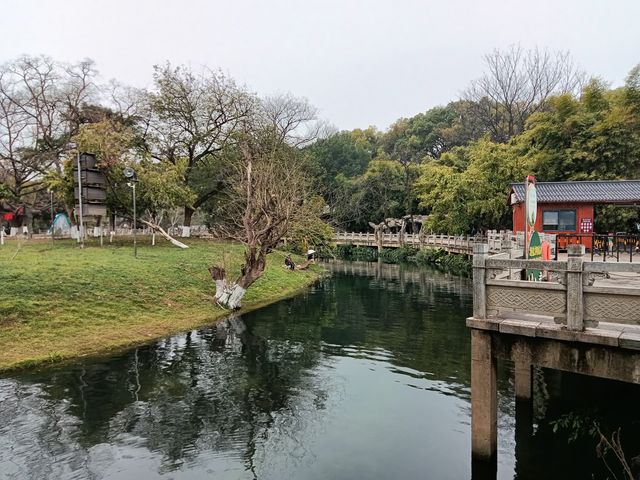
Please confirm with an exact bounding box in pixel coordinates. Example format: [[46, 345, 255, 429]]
[[513, 342, 532, 402], [471, 329, 497, 465]]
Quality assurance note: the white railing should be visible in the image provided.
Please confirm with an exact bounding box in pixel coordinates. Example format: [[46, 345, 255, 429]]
[[334, 230, 554, 255]]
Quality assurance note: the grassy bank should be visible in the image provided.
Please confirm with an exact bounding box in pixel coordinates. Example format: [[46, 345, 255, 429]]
[[0, 237, 322, 372]]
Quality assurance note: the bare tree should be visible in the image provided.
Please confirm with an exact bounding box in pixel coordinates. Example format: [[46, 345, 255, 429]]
[[463, 45, 585, 142], [143, 63, 254, 236], [0, 55, 98, 224], [207, 124, 320, 309], [260, 93, 322, 147]]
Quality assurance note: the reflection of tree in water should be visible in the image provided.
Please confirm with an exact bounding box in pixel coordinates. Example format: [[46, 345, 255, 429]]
[[269, 260, 474, 396], [1, 262, 480, 479], [0, 313, 331, 479]]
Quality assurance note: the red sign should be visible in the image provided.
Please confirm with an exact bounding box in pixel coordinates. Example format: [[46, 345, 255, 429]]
[[581, 218, 593, 233]]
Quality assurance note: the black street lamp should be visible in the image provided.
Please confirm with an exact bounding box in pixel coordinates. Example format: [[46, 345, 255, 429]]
[[123, 167, 138, 257]]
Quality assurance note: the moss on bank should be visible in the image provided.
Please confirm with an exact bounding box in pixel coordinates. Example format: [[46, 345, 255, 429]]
[[0, 238, 322, 372]]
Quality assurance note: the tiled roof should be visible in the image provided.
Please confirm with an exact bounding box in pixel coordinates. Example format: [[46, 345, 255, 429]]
[[510, 180, 640, 204]]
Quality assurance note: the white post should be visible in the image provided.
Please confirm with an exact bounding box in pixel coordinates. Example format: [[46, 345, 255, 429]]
[[473, 244, 489, 319], [566, 244, 585, 331]]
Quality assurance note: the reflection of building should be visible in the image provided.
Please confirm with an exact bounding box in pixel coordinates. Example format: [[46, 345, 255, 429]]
[[509, 180, 640, 249]]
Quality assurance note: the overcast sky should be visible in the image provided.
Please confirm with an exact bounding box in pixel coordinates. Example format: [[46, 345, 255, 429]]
[[1, 0, 639, 130]]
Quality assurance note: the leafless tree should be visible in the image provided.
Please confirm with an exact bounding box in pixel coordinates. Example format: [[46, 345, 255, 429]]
[[142, 63, 255, 236], [103, 79, 148, 124], [260, 93, 322, 147], [0, 55, 98, 222], [207, 122, 321, 309], [463, 45, 585, 142]]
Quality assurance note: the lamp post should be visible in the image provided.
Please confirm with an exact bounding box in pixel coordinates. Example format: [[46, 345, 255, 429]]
[[123, 167, 138, 258]]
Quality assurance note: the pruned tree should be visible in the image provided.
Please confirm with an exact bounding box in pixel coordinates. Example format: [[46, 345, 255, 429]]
[[143, 63, 254, 236], [463, 45, 585, 142], [207, 126, 320, 309]]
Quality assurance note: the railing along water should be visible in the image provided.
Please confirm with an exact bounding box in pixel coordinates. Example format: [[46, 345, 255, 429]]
[[335, 230, 556, 256], [473, 244, 640, 332]]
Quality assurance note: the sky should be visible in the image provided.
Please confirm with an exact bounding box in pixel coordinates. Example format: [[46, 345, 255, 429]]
[[1, 0, 639, 131]]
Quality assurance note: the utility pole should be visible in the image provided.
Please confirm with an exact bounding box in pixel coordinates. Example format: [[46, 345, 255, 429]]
[[123, 167, 138, 258], [77, 152, 84, 249], [133, 181, 137, 258], [50, 189, 54, 246]]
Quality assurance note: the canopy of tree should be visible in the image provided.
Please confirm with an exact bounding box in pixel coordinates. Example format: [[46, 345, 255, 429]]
[[2, 48, 639, 241], [306, 54, 640, 234]]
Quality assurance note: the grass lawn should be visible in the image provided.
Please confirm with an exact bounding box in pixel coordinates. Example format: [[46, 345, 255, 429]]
[[0, 237, 322, 372]]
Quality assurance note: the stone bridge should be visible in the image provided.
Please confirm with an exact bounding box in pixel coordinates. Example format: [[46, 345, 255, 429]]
[[468, 244, 640, 476]]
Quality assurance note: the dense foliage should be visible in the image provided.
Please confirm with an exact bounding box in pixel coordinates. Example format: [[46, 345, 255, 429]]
[[307, 61, 640, 234], [2, 49, 640, 239]]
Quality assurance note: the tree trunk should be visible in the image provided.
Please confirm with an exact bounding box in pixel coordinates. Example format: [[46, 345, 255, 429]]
[[182, 206, 194, 237], [209, 247, 267, 309], [109, 213, 115, 243], [140, 219, 189, 249]]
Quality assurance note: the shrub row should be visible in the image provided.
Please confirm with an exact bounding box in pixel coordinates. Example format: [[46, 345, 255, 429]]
[[330, 244, 472, 276]]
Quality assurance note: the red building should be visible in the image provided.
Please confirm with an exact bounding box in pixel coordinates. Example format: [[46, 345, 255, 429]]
[[509, 180, 640, 250]]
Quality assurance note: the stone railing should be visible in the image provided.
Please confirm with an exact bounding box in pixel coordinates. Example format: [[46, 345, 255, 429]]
[[473, 244, 640, 331], [335, 230, 556, 256]]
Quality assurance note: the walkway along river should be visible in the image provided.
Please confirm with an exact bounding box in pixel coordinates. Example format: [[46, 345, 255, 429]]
[[1, 261, 639, 479]]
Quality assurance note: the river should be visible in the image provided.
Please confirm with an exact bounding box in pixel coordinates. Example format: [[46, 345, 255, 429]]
[[1, 261, 639, 479]]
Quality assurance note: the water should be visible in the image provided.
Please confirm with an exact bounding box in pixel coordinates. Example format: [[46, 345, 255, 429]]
[[1, 261, 639, 480]]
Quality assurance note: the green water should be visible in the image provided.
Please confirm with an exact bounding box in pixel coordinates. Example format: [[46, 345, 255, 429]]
[[1, 260, 639, 479]]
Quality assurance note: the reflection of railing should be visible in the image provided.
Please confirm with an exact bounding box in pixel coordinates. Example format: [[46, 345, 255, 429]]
[[555, 233, 640, 262]]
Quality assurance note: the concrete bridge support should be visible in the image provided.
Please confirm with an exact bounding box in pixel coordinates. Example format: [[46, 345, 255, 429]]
[[513, 342, 532, 402], [470, 328, 640, 471], [471, 329, 497, 464]]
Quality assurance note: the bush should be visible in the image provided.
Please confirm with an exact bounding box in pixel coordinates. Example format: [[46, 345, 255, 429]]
[[412, 248, 472, 276], [379, 245, 418, 263], [334, 244, 378, 261], [332, 244, 471, 276]]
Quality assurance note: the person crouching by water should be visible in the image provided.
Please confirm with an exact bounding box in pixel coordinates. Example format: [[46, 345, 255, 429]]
[[284, 255, 296, 270]]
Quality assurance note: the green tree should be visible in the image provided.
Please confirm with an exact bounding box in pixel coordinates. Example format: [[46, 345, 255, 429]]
[[416, 139, 530, 233], [144, 63, 253, 236], [520, 73, 640, 181]]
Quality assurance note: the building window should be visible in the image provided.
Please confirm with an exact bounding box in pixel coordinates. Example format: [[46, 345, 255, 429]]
[[542, 210, 576, 231]]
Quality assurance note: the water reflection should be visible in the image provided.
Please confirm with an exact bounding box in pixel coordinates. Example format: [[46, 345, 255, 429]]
[[1, 261, 639, 479]]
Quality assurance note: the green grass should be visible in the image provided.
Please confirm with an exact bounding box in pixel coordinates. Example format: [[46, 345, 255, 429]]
[[0, 236, 322, 372]]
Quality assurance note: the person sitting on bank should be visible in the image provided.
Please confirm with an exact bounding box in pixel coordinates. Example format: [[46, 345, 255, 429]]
[[284, 256, 295, 270]]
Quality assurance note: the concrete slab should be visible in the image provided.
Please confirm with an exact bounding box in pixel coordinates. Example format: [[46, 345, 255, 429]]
[[619, 332, 640, 351], [535, 324, 580, 343], [578, 328, 622, 347], [466, 317, 503, 331], [499, 319, 540, 337]]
